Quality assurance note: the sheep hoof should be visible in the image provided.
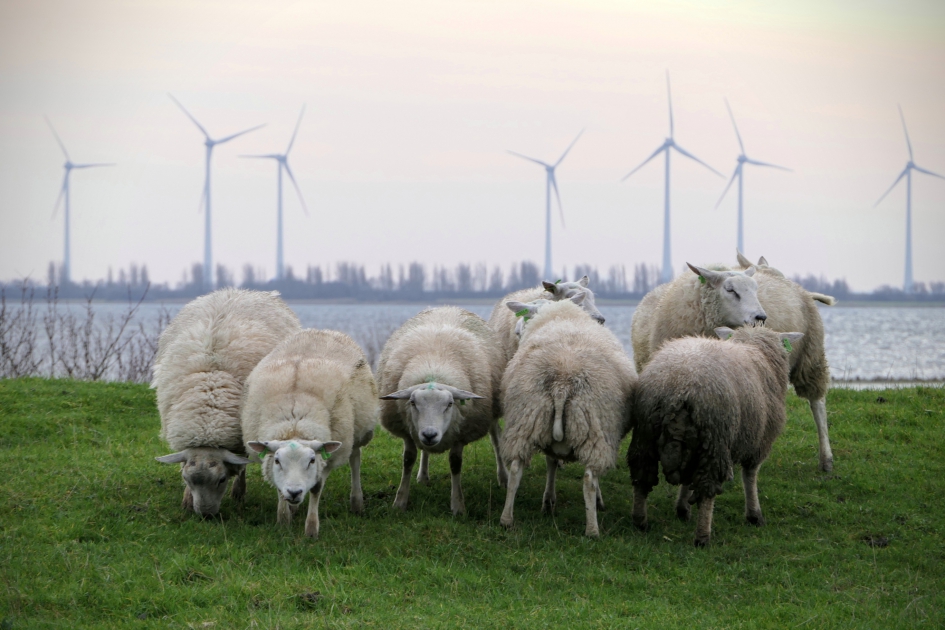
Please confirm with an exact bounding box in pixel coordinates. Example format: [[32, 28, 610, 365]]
[[676, 506, 691, 522], [541, 497, 556, 514], [694, 536, 711, 547], [500, 516, 514, 529], [392, 498, 408, 511], [632, 518, 649, 532], [305, 526, 319, 539], [585, 527, 600, 538], [820, 457, 834, 473], [350, 498, 364, 514], [746, 512, 765, 527], [417, 473, 430, 486]]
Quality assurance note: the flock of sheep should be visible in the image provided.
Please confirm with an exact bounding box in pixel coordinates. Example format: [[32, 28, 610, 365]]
[[152, 252, 835, 545]]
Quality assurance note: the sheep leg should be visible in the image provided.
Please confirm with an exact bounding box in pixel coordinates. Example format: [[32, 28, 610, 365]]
[[632, 486, 649, 531], [489, 421, 508, 488], [541, 455, 557, 514], [230, 466, 246, 502], [742, 464, 765, 526], [694, 496, 716, 547], [393, 439, 417, 511], [583, 468, 600, 538], [675, 484, 692, 521], [449, 444, 466, 516], [417, 450, 431, 485], [181, 485, 194, 512], [349, 446, 364, 514], [500, 459, 523, 529], [305, 479, 326, 539], [809, 397, 834, 472]]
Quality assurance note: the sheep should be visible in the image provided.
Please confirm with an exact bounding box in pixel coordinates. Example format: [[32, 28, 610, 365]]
[[152, 288, 301, 516], [488, 276, 605, 367], [499, 298, 636, 537], [241, 329, 377, 539], [377, 306, 505, 515], [735, 251, 836, 305], [628, 325, 802, 546], [633, 259, 837, 471]]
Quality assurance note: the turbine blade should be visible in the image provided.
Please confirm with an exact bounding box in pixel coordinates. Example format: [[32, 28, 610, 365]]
[[621, 143, 667, 182], [874, 168, 908, 207], [239, 154, 281, 159], [168, 93, 210, 138], [744, 158, 792, 172], [672, 143, 725, 177], [715, 165, 741, 209], [666, 70, 674, 138], [217, 123, 266, 144], [898, 104, 913, 161], [724, 98, 745, 155], [286, 104, 305, 155], [283, 161, 308, 216], [507, 150, 550, 168], [44, 116, 70, 161], [72, 162, 115, 169], [553, 128, 585, 167], [913, 164, 945, 180], [52, 174, 68, 218], [549, 172, 565, 228]]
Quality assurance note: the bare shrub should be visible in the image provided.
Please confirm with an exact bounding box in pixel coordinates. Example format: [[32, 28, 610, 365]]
[[0, 282, 42, 378], [115, 305, 173, 383]]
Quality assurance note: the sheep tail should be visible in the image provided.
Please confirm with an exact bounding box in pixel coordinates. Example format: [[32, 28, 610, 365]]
[[551, 389, 568, 442], [657, 403, 700, 487], [809, 292, 836, 306]]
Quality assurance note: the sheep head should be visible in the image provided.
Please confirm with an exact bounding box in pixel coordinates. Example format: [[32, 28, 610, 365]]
[[155, 447, 251, 516], [506, 293, 586, 339], [688, 263, 767, 330], [542, 275, 606, 324], [246, 439, 342, 506], [380, 382, 483, 448]]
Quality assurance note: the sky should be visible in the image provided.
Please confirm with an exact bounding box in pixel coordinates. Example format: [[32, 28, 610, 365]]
[[1, 0, 944, 292]]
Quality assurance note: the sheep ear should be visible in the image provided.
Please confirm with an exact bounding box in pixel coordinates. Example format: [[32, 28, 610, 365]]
[[505, 300, 529, 314], [758, 255, 769, 266], [222, 450, 251, 465], [317, 441, 342, 454], [542, 281, 558, 293], [715, 327, 736, 340], [380, 384, 421, 400], [736, 251, 752, 268], [444, 386, 484, 401], [743, 265, 757, 277], [247, 441, 275, 454], [155, 451, 188, 464], [688, 263, 724, 289], [569, 292, 586, 306], [578, 275, 589, 288], [779, 332, 804, 345]]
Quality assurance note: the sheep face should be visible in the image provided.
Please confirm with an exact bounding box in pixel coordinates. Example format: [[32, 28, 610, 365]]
[[381, 382, 483, 448], [247, 440, 342, 506], [542, 275, 606, 324], [155, 447, 250, 516], [688, 263, 767, 329]]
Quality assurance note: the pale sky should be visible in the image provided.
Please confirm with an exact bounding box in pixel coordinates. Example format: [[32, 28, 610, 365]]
[[1, 0, 944, 292]]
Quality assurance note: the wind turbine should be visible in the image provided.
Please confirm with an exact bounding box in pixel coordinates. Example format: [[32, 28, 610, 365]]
[[508, 129, 584, 280], [241, 106, 308, 282], [715, 99, 792, 254], [621, 72, 724, 284], [875, 105, 945, 293], [46, 116, 114, 285], [169, 94, 265, 290]]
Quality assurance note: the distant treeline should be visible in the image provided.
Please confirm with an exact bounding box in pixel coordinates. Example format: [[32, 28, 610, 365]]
[[4, 260, 945, 302]]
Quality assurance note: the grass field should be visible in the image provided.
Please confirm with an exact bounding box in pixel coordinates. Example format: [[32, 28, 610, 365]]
[[0, 378, 943, 628]]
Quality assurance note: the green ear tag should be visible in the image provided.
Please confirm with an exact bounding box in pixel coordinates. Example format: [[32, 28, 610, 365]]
[[515, 308, 529, 318], [459, 399, 466, 406], [782, 338, 793, 353], [699, 275, 706, 285], [555, 279, 562, 284], [258, 451, 266, 460], [321, 449, 331, 460], [728, 333, 733, 340]]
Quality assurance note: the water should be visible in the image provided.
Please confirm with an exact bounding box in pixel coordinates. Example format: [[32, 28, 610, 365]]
[[32, 301, 945, 382]]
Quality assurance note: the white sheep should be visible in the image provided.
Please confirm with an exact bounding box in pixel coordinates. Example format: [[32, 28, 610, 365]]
[[488, 276, 605, 366], [377, 306, 505, 515], [242, 329, 378, 539], [633, 259, 836, 471], [152, 289, 301, 516], [499, 298, 637, 537], [628, 325, 802, 546]]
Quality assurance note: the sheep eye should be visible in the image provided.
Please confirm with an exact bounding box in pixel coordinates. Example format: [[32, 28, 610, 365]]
[[218, 477, 227, 486], [447, 401, 453, 408], [274, 459, 281, 467]]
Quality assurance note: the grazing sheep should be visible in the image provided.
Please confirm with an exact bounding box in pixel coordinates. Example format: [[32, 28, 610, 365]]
[[634, 259, 837, 471], [499, 298, 636, 537], [628, 325, 802, 546], [242, 329, 377, 539], [488, 276, 605, 366], [377, 307, 505, 514], [152, 289, 301, 516]]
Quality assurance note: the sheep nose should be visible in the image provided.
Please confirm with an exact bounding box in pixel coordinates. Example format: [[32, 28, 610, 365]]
[[286, 488, 303, 503], [595, 315, 606, 325], [420, 428, 439, 443], [754, 312, 767, 324]]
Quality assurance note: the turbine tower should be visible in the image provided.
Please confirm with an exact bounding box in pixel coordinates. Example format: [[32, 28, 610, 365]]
[[715, 99, 792, 254], [46, 116, 114, 285], [508, 129, 584, 280], [875, 105, 945, 293], [241, 106, 308, 282], [169, 94, 265, 290], [621, 72, 723, 284]]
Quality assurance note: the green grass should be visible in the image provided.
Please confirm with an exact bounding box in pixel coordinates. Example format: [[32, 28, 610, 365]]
[[0, 378, 943, 628]]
